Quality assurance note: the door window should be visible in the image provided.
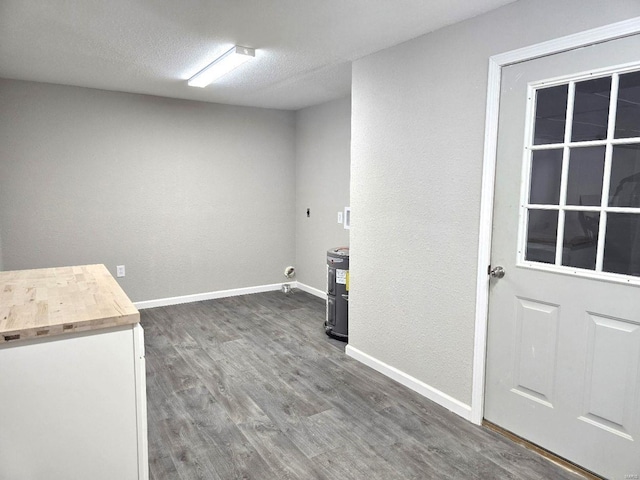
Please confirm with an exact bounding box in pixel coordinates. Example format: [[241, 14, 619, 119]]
[[521, 67, 640, 279]]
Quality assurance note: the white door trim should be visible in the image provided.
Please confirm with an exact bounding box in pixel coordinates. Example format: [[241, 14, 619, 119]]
[[471, 16, 640, 425]]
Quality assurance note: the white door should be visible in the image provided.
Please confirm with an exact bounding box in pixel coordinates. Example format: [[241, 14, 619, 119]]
[[485, 34, 640, 479]]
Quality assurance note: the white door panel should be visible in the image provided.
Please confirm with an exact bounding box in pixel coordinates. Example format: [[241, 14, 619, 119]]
[[486, 34, 640, 479]]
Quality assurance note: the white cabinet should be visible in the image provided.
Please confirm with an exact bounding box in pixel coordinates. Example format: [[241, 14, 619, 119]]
[[0, 324, 148, 480]]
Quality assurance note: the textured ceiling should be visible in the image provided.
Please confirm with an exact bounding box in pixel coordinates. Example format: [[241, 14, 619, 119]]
[[0, 0, 517, 110]]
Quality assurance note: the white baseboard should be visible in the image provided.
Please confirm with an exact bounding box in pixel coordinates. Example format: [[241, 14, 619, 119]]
[[345, 345, 472, 421], [134, 283, 283, 309], [294, 282, 327, 299]]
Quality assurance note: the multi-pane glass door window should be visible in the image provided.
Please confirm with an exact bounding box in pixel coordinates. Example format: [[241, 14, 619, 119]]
[[522, 68, 640, 278]]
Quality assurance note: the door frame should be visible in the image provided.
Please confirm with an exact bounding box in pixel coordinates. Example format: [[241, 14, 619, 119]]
[[471, 16, 640, 425]]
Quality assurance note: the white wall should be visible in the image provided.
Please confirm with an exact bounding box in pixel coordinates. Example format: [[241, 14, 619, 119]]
[[0, 79, 296, 302], [295, 97, 351, 293], [349, 0, 640, 407]]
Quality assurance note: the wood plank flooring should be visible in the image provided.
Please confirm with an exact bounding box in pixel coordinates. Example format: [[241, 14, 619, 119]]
[[141, 290, 584, 480]]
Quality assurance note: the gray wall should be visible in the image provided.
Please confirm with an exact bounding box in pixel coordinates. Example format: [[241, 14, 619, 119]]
[[350, 0, 640, 406], [295, 97, 351, 292], [0, 79, 296, 302]]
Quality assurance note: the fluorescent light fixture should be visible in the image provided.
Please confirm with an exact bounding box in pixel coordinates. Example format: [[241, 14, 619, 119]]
[[188, 45, 255, 88]]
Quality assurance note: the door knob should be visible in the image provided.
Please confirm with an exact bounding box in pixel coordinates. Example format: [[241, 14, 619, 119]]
[[489, 266, 505, 279]]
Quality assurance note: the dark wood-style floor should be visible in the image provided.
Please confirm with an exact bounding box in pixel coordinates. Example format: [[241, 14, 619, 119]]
[[141, 290, 582, 480]]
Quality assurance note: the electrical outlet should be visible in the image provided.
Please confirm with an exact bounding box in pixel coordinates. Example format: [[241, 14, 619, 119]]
[[116, 265, 125, 278], [337, 211, 343, 224]]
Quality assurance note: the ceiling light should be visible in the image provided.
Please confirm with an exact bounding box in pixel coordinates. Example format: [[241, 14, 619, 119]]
[[187, 46, 255, 88]]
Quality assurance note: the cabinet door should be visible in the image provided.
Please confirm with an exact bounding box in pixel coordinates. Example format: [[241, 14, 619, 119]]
[[0, 325, 145, 480]]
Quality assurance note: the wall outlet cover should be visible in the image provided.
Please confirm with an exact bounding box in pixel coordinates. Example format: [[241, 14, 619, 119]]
[[116, 265, 125, 278]]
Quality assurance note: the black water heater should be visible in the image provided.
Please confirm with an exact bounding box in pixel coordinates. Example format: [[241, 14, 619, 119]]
[[326, 247, 349, 341]]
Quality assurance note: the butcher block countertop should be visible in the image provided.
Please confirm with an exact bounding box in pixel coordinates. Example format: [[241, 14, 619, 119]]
[[0, 264, 139, 344]]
